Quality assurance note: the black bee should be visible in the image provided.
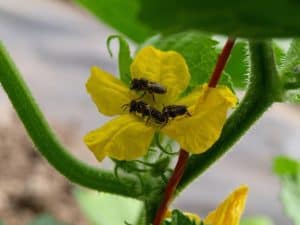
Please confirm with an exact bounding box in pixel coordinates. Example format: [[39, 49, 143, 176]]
[[162, 105, 191, 122], [122, 100, 150, 117], [148, 108, 167, 125], [122, 100, 167, 125], [130, 78, 167, 100]]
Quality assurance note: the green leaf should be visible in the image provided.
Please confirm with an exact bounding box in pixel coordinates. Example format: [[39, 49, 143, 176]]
[[273, 155, 300, 176], [224, 41, 249, 89], [273, 156, 300, 225], [273, 42, 286, 67], [149, 31, 219, 94], [281, 40, 300, 80], [240, 216, 274, 225], [162, 210, 199, 225], [280, 175, 300, 225], [75, 189, 143, 225], [0, 220, 5, 225], [26, 214, 68, 225], [74, 0, 154, 43], [107, 35, 133, 85], [137, 0, 300, 38], [280, 39, 300, 103], [135, 208, 146, 225]]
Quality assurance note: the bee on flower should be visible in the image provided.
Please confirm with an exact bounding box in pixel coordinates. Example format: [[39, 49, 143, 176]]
[[84, 46, 237, 161]]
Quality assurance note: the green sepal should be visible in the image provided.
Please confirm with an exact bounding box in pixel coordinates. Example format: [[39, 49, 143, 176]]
[[162, 209, 199, 225], [149, 157, 171, 177], [107, 35, 133, 85]]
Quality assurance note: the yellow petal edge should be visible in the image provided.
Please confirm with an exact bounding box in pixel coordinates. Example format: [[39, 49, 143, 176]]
[[86, 66, 135, 116], [204, 185, 249, 225], [163, 84, 238, 154], [84, 115, 155, 161], [131, 46, 191, 103]]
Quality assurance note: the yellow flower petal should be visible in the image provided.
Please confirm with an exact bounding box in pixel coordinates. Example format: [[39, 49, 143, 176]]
[[86, 66, 136, 116], [204, 185, 248, 225], [175, 86, 203, 107], [84, 115, 155, 161], [130, 46, 190, 103], [162, 84, 237, 154], [194, 84, 237, 113]]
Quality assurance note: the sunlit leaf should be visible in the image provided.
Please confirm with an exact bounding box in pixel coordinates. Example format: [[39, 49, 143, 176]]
[[240, 216, 274, 225], [280, 175, 300, 225], [75, 189, 143, 225]]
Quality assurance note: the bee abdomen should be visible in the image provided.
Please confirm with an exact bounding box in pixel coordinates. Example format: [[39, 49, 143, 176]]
[[162, 105, 190, 118]]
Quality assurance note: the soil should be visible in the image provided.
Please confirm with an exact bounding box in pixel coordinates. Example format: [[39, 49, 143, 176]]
[[0, 111, 90, 225]]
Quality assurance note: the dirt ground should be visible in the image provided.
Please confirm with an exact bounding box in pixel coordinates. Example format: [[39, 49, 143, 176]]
[[0, 111, 90, 225]]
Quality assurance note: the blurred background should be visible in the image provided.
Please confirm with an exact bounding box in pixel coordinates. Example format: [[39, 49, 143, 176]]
[[0, 0, 300, 224]]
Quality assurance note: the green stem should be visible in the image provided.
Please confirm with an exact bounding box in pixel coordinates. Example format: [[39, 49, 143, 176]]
[[0, 42, 140, 198], [177, 40, 281, 191]]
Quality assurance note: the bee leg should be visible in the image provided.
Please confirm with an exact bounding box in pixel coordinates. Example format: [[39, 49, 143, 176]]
[[151, 92, 156, 102], [135, 91, 146, 100], [145, 116, 151, 125], [160, 119, 168, 129], [141, 112, 147, 120], [186, 111, 192, 117]]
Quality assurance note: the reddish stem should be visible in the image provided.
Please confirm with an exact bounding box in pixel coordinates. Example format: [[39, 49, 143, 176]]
[[208, 38, 236, 88], [152, 37, 236, 225], [153, 149, 189, 225]]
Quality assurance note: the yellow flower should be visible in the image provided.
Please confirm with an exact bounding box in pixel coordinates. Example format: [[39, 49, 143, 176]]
[[172, 185, 249, 225], [84, 46, 237, 161]]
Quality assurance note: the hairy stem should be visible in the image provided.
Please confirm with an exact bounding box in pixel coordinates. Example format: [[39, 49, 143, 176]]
[[0, 42, 140, 198], [178, 40, 281, 192]]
